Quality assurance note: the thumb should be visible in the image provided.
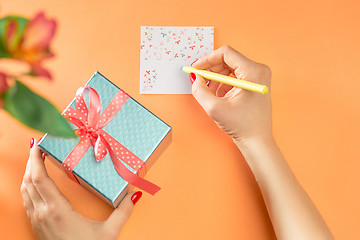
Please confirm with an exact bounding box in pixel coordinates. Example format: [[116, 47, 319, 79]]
[[105, 191, 142, 233], [191, 73, 223, 118]]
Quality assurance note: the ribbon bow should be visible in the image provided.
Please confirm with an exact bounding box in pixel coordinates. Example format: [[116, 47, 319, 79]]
[[62, 86, 160, 195]]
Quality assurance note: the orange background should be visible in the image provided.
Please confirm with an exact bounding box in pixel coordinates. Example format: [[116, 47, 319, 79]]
[[0, 0, 359, 239]]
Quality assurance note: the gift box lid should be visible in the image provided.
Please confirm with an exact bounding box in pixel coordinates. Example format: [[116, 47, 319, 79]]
[[39, 72, 171, 204]]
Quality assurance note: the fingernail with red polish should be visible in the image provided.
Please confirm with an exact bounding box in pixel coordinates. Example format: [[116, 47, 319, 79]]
[[189, 72, 196, 84], [131, 191, 142, 205], [30, 138, 34, 148], [191, 60, 197, 66]]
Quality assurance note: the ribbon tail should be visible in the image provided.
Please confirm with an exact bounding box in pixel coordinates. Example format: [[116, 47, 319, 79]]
[[108, 147, 161, 195]]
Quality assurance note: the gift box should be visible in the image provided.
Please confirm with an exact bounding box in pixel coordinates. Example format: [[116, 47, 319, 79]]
[[38, 72, 172, 207]]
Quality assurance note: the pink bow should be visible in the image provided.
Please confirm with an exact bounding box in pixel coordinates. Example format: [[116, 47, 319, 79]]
[[62, 86, 160, 195]]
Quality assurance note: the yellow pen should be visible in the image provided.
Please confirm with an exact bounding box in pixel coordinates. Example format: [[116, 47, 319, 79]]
[[181, 66, 269, 94]]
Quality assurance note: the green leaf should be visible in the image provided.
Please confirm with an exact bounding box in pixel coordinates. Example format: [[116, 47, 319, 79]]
[[2, 81, 76, 138], [0, 16, 28, 58]]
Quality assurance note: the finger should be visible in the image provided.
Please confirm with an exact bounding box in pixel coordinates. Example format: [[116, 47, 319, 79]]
[[191, 73, 224, 119], [216, 83, 234, 97], [206, 62, 229, 74], [41, 150, 47, 160], [30, 139, 47, 178], [23, 151, 44, 207], [24, 176, 43, 209], [30, 139, 62, 202], [214, 68, 234, 97], [205, 67, 231, 94], [105, 191, 142, 233], [193, 45, 249, 73], [20, 182, 34, 218], [218, 67, 231, 77], [208, 80, 220, 94]]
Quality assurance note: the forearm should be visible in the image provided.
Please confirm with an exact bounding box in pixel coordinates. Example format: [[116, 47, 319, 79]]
[[236, 137, 334, 240]]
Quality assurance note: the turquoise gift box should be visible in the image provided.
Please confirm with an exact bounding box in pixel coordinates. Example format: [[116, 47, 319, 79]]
[[38, 72, 172, 207]]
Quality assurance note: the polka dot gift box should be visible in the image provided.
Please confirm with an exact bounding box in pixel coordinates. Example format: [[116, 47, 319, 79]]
[[38, 72, 172, 207]]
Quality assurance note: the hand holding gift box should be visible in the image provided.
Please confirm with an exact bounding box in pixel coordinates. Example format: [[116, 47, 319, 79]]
[[39, 72, 172, 207]]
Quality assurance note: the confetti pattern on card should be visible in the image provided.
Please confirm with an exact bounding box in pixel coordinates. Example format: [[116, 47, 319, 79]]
[[140, 26, 214, 94]]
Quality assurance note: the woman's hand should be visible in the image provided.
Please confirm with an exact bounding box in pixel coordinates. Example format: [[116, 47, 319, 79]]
[[20, 138, 142, 240], [191, 46, 334, 239], [191, 45, 273, 146]]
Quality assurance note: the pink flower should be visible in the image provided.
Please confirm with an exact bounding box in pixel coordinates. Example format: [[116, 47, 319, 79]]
[[5, 12, 57, 80], [0, 72, 9, 108]]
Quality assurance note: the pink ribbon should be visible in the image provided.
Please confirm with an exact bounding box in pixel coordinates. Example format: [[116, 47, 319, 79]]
[[62, 86, 160, 195]]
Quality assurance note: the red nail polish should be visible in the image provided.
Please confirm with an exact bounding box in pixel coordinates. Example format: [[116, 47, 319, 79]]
[[30, 138, 34, 148], [191, 60, 197, 66], [189, 72, 196, 84], [131, 191, 142, 205]]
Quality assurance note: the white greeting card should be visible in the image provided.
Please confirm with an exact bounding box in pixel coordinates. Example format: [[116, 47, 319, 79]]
[[140, 26, 214, 94]]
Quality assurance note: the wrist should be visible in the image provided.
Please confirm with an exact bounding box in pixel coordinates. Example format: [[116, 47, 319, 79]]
[[233, 133, 276, 152], [233, 134, 280, 170]]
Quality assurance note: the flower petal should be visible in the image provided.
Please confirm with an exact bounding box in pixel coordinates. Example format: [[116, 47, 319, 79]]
[[21, 12, 57, 52], [0, 72, 9, 93], [31, 63, 52, 80], [4, 19, 19, 53], [6, 19, 17, 44]]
